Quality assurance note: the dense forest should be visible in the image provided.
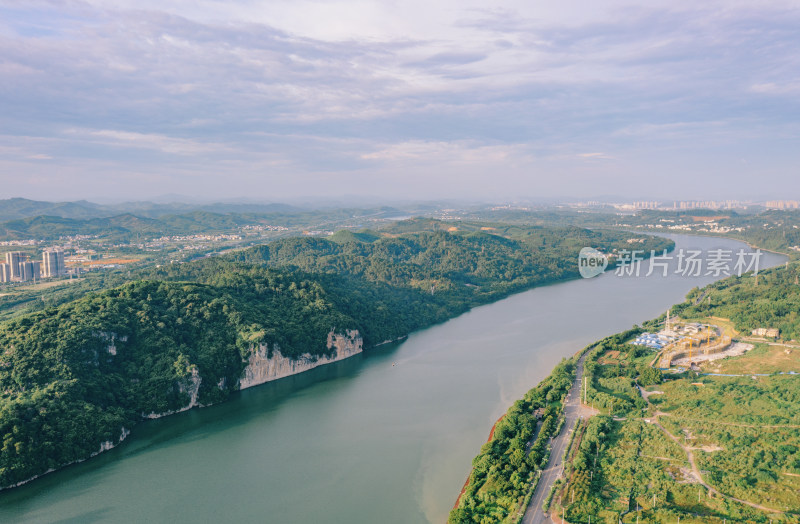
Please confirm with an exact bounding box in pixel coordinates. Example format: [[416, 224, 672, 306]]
[[675, 262, 800, 340], [0, 219, 672, 323], [0, 274, 354, 489], [0, 225, 669, 489]]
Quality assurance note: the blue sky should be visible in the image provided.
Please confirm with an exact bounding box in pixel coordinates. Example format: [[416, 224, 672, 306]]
[[1, 0, 799, 202]]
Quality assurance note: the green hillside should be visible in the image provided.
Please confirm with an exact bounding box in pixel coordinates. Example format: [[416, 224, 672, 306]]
[[456, 260, 800, 523], [0, 225, 671, 489]]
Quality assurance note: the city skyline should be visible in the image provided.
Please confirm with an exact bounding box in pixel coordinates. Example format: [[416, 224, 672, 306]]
[[1, 1, 799, 201]]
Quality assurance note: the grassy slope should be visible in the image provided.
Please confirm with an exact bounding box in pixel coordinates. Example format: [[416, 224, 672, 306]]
[[556, 262, 800, 523]]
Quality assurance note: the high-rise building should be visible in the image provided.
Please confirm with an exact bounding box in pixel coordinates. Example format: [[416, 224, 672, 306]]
[[0, 263, 10, 283], [42, 250, 66, 277], [766, 200, 800, 210], [18, 260, 41, 282], [4, 251, 27, 279]]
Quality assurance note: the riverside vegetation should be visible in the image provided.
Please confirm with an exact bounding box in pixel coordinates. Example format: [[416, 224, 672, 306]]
[[0, 223, 671, 490], [470, 207, 800, 257], [448, 359, 575, 523], [458, 258, 800, 523]]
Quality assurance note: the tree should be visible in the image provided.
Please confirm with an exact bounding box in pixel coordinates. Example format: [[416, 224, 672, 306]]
[[638, 365, 662, 386]]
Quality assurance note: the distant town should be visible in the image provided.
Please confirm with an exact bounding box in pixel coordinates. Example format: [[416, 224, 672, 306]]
[[566, 199, 800, 211], [1, 198, 798, 295]]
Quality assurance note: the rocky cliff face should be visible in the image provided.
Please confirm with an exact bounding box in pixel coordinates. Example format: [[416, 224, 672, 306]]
[[93, 427, 131, 456], [143, 367, 201, 419], [142, 330, 361, 418], [1, 324, 365, 490], [239, 329, 363, 390]]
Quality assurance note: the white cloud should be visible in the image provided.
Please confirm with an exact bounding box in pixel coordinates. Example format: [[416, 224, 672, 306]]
[[577, 152, 613, 159], [360, 140, 531, 164], [65, 129, 232, 155], [749, 82, 800, 95], [1, 0, 799, 199], [612, 120, 734, 140]]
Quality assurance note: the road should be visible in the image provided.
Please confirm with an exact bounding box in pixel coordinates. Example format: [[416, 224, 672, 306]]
[[520, 350, 786, 523], [521, 353, 594, 524]]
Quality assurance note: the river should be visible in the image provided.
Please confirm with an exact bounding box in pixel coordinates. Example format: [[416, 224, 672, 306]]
[[0, 234, 787, 523]]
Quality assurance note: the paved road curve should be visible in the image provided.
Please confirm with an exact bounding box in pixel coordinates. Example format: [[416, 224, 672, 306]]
[[521, 353, 593, 524]]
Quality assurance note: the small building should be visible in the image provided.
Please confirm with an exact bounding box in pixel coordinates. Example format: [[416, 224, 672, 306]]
[[632, 333, 666, 349], [752, 327, 780, 338]]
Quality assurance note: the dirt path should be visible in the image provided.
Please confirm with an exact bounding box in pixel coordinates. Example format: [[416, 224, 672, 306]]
[[649, 417, 783, 513], [637, 387, 784, 513], [663, 413, 800, 429], [741, 338, 800, 349]]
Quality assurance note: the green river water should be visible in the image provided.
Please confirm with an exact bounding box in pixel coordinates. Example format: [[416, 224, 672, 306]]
[[0, 234, 786, 523]]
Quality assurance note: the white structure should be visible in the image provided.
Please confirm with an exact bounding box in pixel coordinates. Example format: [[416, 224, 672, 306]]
[[663, 309, 678, 337]]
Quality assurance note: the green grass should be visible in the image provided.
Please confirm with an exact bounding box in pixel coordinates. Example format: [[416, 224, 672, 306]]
[[562, 358, 800, 521], [700, 342, 800, 375]]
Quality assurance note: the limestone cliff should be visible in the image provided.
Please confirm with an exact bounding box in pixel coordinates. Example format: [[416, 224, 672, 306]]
[[142, 330, 361, 418], [143, 367, 202, 419], [239, 329, 363, 389]]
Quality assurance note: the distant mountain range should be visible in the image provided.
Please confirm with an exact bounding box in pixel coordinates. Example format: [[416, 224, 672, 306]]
[[0, 199, 411, 241], [0, 198, 304, 222]]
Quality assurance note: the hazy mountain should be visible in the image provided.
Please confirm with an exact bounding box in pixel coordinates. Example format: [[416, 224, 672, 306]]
[[0, 198, 107, 222], [0, 198, 305, 222]]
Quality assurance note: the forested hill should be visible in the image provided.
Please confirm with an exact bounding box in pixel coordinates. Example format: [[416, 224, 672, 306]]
[[0, 225, 671, 489], [675, 261, 800, 340]]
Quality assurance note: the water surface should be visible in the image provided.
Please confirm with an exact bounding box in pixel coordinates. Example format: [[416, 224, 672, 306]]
[[0, 234, 786, 523]]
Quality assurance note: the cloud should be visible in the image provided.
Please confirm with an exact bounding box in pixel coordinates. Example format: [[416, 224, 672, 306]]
[[65, 128, 232, 155], [360, 140, 530, 164], [578, 152, 613, 159], [749, 82, 800, 95], [0, 1, 799, 200]]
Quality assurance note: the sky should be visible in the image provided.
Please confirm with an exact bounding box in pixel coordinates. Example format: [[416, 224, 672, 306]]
[[1, 0, 799, 203]]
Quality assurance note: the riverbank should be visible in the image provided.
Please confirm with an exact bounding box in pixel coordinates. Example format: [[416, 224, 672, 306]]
[[633, 227, 794, 258], [0, 234, 784, 524], [541, 260, 799, 522], [450, 240, 791, 524], [448, 359, 576, 523], [452, 415, 506, 510]]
